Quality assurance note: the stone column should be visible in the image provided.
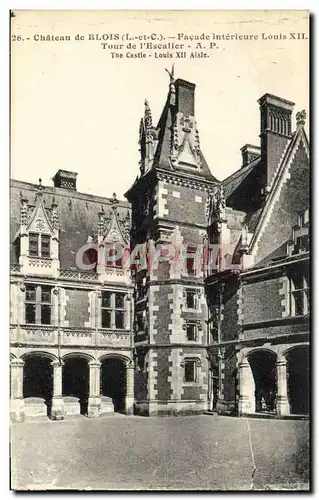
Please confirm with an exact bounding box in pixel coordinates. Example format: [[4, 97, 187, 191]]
[[124, 293, 133, 331], [51, 360, 64, 420], [88, 361, 101, 418], [276, 358, 290, 417], [10, 359, 25, 422], [207, 367, 213, 411], [125, 361, 134, 415], [238, 359, 253, 416]]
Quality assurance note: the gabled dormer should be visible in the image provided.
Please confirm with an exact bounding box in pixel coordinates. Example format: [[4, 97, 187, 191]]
[[96, 193, 131, 284], [18, 179, 60, 277]]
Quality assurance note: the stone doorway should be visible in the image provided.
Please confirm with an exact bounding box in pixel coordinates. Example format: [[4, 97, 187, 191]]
[[248, 350, 277, 414], [100, 358, 126, 413], [287, 346, 309, 415], [23, 354, 53, 418], [62, 356, 89, 415]]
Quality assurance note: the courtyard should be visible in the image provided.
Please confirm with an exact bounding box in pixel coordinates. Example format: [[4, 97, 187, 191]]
[[11, 414, 309, 491]]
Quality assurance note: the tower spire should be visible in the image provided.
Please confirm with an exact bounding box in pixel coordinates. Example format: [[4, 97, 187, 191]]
[[165, 63, 175, 84], [165, 64, 176, 105]]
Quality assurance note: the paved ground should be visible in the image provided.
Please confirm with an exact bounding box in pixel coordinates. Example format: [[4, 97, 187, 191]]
[[10, 414, 309, 491]]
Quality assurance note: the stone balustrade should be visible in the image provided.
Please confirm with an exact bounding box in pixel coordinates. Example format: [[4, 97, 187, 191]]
[[10, 324, 132, 347]]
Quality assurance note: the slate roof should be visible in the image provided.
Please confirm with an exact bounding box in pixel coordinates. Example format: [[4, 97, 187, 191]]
[[10, 179, 131, 269], [223, 157, 260, 200]]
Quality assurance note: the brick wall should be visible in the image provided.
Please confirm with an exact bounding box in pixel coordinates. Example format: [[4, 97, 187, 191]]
[[255, 141, 309, 264], [154, 348, 173, 401], [164, 184, 208, 226], [242, 319, 308, 340], [222, 350, 237, 404], [222, 285, 238, 341], [242, 278, 283, 323], [152, 285, 173, 344]]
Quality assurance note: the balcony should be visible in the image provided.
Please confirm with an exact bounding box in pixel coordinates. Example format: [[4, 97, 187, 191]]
[[10, 324, 132, 347], [59, 269, 99, 282]]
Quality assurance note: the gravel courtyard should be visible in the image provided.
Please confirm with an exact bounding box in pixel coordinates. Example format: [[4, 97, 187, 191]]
[[10, 414, 310, 491]]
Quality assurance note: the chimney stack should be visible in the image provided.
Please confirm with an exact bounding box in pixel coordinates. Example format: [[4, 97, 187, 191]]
[[52, 170, 78, 190], [175, 79, 196, 116], [258, 93, 295, 188], [240, 144, 261, 168]]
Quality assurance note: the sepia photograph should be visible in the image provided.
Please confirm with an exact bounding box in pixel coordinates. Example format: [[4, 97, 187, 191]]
[[9, 10, 310, 491]]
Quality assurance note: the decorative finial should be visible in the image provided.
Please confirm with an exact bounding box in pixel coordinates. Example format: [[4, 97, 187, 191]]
[[165, 63, 175, 84], [110, 192, 119, 210], [296, 110, 306, 127], [35, 177, 44, 199]]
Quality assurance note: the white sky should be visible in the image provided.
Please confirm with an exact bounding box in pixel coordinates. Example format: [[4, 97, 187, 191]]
[[11, 10, 309, 199]]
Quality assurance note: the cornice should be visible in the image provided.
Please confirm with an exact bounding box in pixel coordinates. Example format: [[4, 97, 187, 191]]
[[156, 168, 217, 192]]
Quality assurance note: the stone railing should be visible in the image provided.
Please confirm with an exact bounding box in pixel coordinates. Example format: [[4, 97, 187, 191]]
[[10, 264, 21, 274], [10, 324, 58, 344], [59, 269, 99, 281], [10, 324, 132, 347], [105, 266, 127, 277], [29, 256, 53, 268]]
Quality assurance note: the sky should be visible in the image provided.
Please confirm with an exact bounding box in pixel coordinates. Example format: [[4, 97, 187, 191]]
[[10, 10, 309, 200]]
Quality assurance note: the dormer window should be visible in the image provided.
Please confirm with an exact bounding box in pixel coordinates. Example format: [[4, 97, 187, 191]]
[[28, 233, 51, 258], [29, 234, 39, 256]]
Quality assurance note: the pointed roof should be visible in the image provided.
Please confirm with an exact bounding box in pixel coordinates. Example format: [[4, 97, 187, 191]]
[[153, 80, 218, 182], [249, 122, 309, 258]]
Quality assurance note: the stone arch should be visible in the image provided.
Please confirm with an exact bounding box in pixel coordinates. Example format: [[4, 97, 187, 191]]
[[244, 347, 278, 362], [22, 351, 55, 417], [62, 352, 92, 415], [21, 350, 59, 363], [98, 353, 132, 365], [239, 348, 277, 415], [99, 354, 129, 413], [282, 343, 310, 359], [62, 351, 96, 362], [284, 344, 309, 415]]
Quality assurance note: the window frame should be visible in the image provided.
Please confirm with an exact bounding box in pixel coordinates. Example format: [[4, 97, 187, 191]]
[[25, 284, 52, 325], [101, 290, 126, 329], [185, 288, 198, 310], [185, 322, 198, 341], [184, 359, 199, 384], [185, 245, 198, 277], [289, 267, 309, 317], [28, 233, 51, 258], [105, 243, 123, 268]]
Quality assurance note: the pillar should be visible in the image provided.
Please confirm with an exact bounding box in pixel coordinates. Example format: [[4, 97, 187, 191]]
[[10, 359, 25, 422], [88, 361, 101, 418], [125, 361, 134, 415], [276, 358, 290, 417], [238, 359, 254, 416], [124, 294, 131, 330], [207, 367, 214, 411], [51, 360, 64, 420]]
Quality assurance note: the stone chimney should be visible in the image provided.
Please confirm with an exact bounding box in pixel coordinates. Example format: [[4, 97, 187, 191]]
[[175, 78, 195, 116], [240, 144, 261, 168], [52, 170, 78, 190], [258, 93, 295, 189]]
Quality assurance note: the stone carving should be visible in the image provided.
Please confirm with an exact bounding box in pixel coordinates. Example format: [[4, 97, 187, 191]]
[[170, 112, 202, 169], [34, 218, 46, 232], [206, 185, 226, 230], [296, 109, 306, 127]]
